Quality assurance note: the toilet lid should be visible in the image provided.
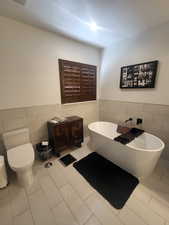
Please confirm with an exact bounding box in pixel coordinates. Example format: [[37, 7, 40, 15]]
[[7, 143, 34, 169]]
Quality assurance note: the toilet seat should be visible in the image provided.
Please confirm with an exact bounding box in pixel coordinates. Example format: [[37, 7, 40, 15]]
[[7, 143, 34, 170]]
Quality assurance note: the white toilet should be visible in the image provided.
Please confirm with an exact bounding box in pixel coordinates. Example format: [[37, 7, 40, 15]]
[[2, 128, 35, 187]]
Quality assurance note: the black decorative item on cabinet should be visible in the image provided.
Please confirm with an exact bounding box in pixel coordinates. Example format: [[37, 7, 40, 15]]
[[47, 116, 83, 157]]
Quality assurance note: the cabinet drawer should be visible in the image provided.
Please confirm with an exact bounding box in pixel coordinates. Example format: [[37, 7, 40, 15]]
[[54, 124, 69, 137]]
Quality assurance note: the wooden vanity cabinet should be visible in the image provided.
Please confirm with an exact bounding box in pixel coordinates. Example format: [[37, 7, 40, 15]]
[[67, 116, 84, 147], [47, 116, 83, 156]]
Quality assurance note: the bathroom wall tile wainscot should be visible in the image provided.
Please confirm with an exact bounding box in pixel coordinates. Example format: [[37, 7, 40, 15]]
[[99, 99, 169, 160], [0, 101, 99, 154]]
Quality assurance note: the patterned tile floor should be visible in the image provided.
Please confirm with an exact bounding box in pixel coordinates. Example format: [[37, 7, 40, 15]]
[[1, 138, 169, 225]]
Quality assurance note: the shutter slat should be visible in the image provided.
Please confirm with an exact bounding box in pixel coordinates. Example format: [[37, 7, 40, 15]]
[[59, 59, 96, 104]]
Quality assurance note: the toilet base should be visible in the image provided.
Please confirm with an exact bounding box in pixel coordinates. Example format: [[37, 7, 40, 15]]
[[17, 168, 34, 187]]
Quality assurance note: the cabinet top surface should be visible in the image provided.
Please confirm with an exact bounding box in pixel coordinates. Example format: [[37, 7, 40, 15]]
[[48, 116, 83, 125]]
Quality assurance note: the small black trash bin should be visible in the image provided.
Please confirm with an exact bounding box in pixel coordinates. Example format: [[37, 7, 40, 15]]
[[36, 142, 52, 161]]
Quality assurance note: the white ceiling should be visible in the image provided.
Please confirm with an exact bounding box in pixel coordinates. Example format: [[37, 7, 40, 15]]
[[1, 0, 169, 48]]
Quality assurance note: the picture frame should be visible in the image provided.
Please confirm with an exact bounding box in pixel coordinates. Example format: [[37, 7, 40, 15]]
[[120, 60, 158, 88]]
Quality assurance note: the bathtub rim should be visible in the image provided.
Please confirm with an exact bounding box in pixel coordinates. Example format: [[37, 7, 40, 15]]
[[88, 121, 165, 153]]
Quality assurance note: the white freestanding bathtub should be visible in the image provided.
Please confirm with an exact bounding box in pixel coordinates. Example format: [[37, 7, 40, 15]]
[[88, 121, 165, 179]]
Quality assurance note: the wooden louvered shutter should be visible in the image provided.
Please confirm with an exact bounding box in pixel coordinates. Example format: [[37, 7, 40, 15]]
[[81, 64, 96, 101], [59, 59, 97, 104]]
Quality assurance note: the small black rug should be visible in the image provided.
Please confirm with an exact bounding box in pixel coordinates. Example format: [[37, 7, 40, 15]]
[[73, 152, 139, 209], [60, 154, 76, 166]]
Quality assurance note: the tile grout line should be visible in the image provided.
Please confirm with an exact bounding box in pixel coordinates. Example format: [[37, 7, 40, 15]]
[[56, 165, 94, 225], [70, 176, 125, 225], [43, 156, 169, 225], [83, 212, 105, 225], [37, 173, 63, 210], [24, 184, 39, 225], [127, 191, 166, 223], [77, 169, 158, 225], [126, 194, 167, 225], [45, 165, 82, 225], [4, 142, 169, 225], [121, 204, 149, 225], [148, 195, 169, 222], [59, 161, 124, 224], [58, 185, 82, 225], [33, 166, 64, 225], [10, 184, 30, 219]]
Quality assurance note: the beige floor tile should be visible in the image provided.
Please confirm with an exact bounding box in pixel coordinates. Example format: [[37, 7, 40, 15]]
[[127, 195, 165, 225], [13, 210, 34, 225], [149, 197, 169, 221], [70, 178, 93, 200], [64, 165, 82, 176], [28, 189, 56, 225], [0, 186, 9, 200], [141, 170, 169, 206], [60, 184, 92, 225], [64, 164, 80, 178], [132, 183, 152, 204], [52, 201, 78, 225], [4, 143, 169, 225], [85, 192, 121, 225], [64, 166, 94, 200], [54, 159, 66, 170], [118, 206, 146, 225], [8, 183, 29, 217], [39, 175, 62, 208], [84, 215, 102, 225], [25, 178, 41, 195], [71, 146, 91, 161], [86, 191, 119, 216], [72, 202, 93, 225], [34, 164, 49, 179], [142, 172, 169, 198], [0, 197, 13, 225], [48, 163, 68, 189]]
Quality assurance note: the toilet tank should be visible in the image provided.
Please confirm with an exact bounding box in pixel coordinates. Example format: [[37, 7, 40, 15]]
[[2, 128, 30, 150]]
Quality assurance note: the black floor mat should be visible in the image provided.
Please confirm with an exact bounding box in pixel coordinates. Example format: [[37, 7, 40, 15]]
[[60, 154, 76, 166], [73, 152, 139, 209]]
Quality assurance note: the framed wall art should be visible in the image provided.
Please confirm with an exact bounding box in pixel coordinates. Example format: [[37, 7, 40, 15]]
[[120, 60, 158, 88]]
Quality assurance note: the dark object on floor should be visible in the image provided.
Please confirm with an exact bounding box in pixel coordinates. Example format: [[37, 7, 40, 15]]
[[44, 161, 53, 168], [36, 142, 52, 161], [59, 154, 76, 166], [73, 152, 139, 209]]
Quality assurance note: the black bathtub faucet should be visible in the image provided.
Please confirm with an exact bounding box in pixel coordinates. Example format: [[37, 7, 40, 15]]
[[136, 118, 143, 125]]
